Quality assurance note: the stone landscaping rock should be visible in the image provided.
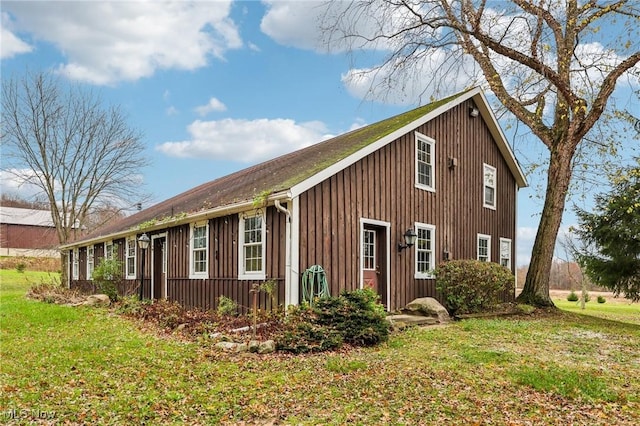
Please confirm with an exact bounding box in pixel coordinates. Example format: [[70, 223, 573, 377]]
[[215, 342, 238, 351], [402, 297, 450, 323], [249, 340, 260, 353], [83, 294, 111, 307], [258, 340, 275, 354], [215, 340, 274, 354]]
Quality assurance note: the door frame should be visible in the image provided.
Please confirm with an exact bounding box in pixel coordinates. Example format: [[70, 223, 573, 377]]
[[359, 218, 391, 310], [150, 232, 168, 300]]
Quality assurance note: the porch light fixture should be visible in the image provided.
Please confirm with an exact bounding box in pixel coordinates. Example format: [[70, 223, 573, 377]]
[[138, 233, 150, 300], [398, 228, 418, 252], [470, 107, 480, 118]]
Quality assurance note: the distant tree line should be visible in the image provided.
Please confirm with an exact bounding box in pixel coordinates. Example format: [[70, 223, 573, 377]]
[[516, 261, 608, 292]]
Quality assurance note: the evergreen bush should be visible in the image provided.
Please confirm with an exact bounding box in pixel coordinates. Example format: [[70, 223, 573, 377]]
[[567, 291, 579, 302], [275, 288, 389, 353]]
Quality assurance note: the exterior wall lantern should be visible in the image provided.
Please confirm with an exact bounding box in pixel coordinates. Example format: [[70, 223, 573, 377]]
[[398, 228, 418, 252], [138, 233, 150, 300]]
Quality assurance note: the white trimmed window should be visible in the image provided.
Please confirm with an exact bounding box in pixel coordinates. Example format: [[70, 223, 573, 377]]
[[104, 241, 114, 260], [125, 238, 136, 279], [87, 246, 94, 280], [477, 234, 491, 262], [415, 132, 435, 192], [500, 238, 512, 269], [362, 229, 376, 271], [415, 222, 436, 279], [72, 249, 79, 280], [189, 222, 209, 278], [238, 213, 266, 280], [483, 163, 496, 209]]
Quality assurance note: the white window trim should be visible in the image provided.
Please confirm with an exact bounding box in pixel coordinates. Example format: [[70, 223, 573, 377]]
[[72, 248, 79, 280], [500, 237, 512, 269], [104, 241, 114, 260], [483, 163, 497, 210], [238, 212, 267, 281], [415, 132, 436, 192], [415, 222, 436, 279], [362, 229, 376, 271], [477, 233, 492, 262], [189, 222, 209, 279], [125, 237, 137, 280], [87, 245, 94, 280]]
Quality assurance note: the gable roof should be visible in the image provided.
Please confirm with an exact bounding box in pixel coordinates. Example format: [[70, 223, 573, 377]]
[[0, 207, 55, 227], [64, 87, 526, 248]]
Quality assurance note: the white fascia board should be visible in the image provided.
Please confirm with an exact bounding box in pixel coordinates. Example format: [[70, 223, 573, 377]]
[[60, 191, 292, 251], [472, 91, 528, 188]]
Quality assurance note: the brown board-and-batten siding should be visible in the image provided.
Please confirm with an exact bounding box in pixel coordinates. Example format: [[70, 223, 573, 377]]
[[72, 238, 138, 296], [165, 206, 286, 313], [298, 99, 517, 311]]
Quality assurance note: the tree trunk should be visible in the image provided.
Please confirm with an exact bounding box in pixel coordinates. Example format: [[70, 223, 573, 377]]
[[59, 251, 70, 289], [517, 147, 574, 307]]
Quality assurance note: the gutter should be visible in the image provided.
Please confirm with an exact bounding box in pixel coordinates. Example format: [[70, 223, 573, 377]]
[[274, 199, 294, 307], [59, 190, 292, 250]]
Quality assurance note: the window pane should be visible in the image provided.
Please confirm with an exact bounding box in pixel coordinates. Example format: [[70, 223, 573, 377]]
[[194, 249, 206, 272], [416, 226, 433, 276], [363, 230, 375, 269], [485, 187, 495, 206], [478, 237, 489, 261], [417, 138, 433, 188]]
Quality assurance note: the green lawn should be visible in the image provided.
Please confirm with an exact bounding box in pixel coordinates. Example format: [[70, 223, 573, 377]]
[[1, 270, 639, 425]]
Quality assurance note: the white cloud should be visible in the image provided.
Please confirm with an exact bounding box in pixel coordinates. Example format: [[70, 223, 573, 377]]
[[342, 51, 481, 105], [194, 97, 227, 116], [165, 106, 179, 116], [0, 168, 46, 200], [156, 117, 331, 163], [2, 1, 242, 85], [260, 1, 328, 51], [516, 226, 537, 266], [1, 12, 33, 58]]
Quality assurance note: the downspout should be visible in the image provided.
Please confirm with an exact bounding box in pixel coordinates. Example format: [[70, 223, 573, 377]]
[[274, 199, 293, 307]]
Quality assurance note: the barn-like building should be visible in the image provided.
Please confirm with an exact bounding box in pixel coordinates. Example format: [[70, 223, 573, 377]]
[[62, 88, 527, 312]]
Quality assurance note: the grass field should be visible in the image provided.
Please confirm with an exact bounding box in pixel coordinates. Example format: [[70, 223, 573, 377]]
[[1, 270, 639, 425]]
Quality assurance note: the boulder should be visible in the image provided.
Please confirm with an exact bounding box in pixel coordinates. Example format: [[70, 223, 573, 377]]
[[402, 298, 450, 323], [215, 342, 238, 351], [248, 340, 261, 353], [83, 294, 111, 307], [258, 340, 276, 354]]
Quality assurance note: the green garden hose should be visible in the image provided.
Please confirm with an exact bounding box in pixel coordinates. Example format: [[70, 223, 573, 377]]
[[301, 265, 330, 306]]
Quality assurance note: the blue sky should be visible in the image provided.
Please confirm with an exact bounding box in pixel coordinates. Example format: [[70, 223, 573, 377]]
[[2, 1, 638, 266]]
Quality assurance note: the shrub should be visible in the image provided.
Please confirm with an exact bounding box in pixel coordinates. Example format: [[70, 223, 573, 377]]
[[92, 258, 123, 302], [597, 295, 606, 304], [567, 291, 579, 302], [435, 260, 515, 315], [15, 262, 26, 273], [275, 305, 344, 354], [275, 288, 389, 354], [27, 281, 82, 305], [216, 296, 238, 316]]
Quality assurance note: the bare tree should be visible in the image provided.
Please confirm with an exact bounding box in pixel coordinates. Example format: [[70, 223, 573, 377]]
[[323, 0, 640, 306], [1, 71, 149, 280]]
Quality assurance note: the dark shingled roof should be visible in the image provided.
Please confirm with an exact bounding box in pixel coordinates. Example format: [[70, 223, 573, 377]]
[[70, 89, 497, 244]]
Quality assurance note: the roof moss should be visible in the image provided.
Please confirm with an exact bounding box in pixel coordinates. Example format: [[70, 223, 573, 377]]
[[272, 91, 468, 191]]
